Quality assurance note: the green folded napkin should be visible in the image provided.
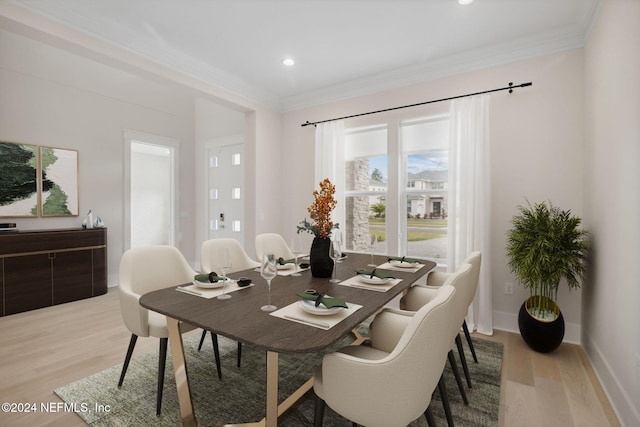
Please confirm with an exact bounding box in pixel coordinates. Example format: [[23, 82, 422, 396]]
[[194, 272, 225, 283], [297, 292, 348, 309], [277, 257, 295, 265], [355, 269, 396, 279], [387, 256, 421, 264]]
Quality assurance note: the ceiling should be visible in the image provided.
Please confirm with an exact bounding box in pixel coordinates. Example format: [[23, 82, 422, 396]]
[[5, 0, 601, 111]]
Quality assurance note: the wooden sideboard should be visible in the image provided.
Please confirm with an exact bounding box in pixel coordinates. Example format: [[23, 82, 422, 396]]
[[0, 228, 107, 316]]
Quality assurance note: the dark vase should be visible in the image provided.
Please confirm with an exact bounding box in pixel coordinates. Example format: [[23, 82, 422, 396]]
[[518, 295, 565, 353], [309, 237, 334, 278]]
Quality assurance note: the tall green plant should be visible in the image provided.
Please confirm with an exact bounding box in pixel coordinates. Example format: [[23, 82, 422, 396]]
[[505, 201, 589, 319]]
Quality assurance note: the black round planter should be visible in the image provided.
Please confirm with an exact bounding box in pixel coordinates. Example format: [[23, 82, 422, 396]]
[[518, 296, 565, 353], [309, 237, 334, 278]]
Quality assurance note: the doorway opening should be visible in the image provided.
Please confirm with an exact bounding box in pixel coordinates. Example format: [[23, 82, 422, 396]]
[[124, 130, 179, 250]]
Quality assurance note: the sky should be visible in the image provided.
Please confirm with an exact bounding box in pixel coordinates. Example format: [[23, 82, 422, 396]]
[[370, 151, 448, 181]]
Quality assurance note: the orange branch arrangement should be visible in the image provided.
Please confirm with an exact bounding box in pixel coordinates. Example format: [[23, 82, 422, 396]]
[[297, 178, 338, 239]]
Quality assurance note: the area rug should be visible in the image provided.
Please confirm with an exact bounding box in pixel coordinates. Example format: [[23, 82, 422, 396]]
[[55, 331, 502, 426]]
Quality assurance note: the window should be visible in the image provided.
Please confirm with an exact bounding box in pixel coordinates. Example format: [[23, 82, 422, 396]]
[[342, 115, 449, 263], [401, 116, 449, 261]]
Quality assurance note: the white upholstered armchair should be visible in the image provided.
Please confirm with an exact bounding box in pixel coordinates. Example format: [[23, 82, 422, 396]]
[[254, 233, 295, 262], [117, 245, 221, 415], [313, 285, 457, 427], [401, 262, 475, 425], [197, 238, 260, 367], [403, 251, 481, 363]]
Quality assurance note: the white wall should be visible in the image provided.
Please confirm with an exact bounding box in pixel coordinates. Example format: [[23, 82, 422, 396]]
[[583, 1, 640, 425], [283, 49, 586, 342], [0, 29, 196, 285]]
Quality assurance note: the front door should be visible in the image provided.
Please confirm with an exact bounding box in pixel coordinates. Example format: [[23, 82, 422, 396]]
[[207, 141, 244, 243]]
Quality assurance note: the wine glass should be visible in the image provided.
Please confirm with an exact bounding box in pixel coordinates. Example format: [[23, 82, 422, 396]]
[[368, 233, 377, 267], [260, 253, 277, 312], [333, 231, 343, 262], [217, 248, 232, 300], [290, 236, 302, 277], [329, 239, 342, 283]]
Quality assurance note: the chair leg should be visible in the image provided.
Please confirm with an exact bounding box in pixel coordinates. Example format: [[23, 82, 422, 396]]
[[455, 334, 472, 388], [438, 374, 454, 427], [448, 350, 469, 405], [237, 341, 242, 368], [424, 403, 437, 427], [157, 337, 168, 416], [210, 332, 222, 379], [462, 320, 478, 363], [118, 334, 138, 387], [313, 394, 325, 427], [197, 329, 207, 351]]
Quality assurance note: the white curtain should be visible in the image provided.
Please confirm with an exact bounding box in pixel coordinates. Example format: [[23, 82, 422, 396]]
[[448, 95, 493, 336], [314, 120, 345, 232]]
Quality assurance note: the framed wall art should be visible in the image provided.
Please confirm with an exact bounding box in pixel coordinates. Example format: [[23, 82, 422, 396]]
[[0, 141, 40, 217], [40, 146, 79, 216]]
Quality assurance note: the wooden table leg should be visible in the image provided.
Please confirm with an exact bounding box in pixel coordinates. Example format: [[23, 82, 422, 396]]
[[265, 351, 279, 427], [167, 317, 198, 427]]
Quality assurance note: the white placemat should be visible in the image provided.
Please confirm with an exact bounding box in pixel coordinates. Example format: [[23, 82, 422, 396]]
[[338, 275, 402, 292], [270, 299, 362, 330], [253, 265, 310, 276], [276, 265, 309, 276], [376, 261, 425, 273], [176, 281, 255, 299]]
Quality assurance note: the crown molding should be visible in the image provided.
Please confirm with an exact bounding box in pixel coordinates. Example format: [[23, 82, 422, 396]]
[[4, 0, 282, 109], [278, 27, 587, 112]]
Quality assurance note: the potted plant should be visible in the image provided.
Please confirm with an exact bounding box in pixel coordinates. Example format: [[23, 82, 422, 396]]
[[297, 178, 339, 278], [505, 200, 589, 353]]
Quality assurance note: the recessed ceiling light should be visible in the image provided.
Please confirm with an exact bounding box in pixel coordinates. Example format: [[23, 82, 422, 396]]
[[458, 0, 474, 4], [282, 58, 295, 66]]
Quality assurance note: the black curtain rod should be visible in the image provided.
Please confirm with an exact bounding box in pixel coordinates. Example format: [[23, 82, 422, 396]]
[[301, 81, 532, 127]]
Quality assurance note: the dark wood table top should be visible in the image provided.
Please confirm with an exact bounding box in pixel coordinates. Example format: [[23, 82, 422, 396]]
[[140, 253, 435, 354]]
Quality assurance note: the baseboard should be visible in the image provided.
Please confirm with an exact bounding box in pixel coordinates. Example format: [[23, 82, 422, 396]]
[[583, 332, 640, 427], [492, 309, 581, 344]]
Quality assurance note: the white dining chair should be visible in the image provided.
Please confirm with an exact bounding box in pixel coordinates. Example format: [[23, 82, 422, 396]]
[[313, 285, 457, 427], [402, 252, 481, 390], [254, 233, 295, 262], [401, 263, 475, 425], [117, 245, 222, 415], [201, 238, 261, 273], [197, 238, 260, 367], [411, 251, 482, 363]]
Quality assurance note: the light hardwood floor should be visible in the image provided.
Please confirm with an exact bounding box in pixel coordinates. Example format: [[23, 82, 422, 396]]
[[0, 288, 620, 427]]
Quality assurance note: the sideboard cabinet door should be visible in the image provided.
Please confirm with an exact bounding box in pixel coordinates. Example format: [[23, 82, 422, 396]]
[[4, 254, 53, 315], [52, 250, 94, 305]]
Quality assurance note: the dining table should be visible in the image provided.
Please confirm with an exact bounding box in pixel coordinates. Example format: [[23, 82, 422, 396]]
[[139, 252, 436, 427]]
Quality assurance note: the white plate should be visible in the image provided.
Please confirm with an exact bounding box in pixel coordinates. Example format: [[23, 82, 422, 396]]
[[357, 275, 393, 285], [389, 260, 419, 268], [277, 263, 295, 270], [193, 279, 233, 289], [298, 299, 344, 316]]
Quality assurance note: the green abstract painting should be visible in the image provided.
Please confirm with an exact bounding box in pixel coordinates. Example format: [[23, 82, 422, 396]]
[[40, 146, 78, 216], [0, 141, 39, 217]]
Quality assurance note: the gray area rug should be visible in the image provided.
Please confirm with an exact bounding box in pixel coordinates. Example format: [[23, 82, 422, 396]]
[[55, 330, 502, 426]]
